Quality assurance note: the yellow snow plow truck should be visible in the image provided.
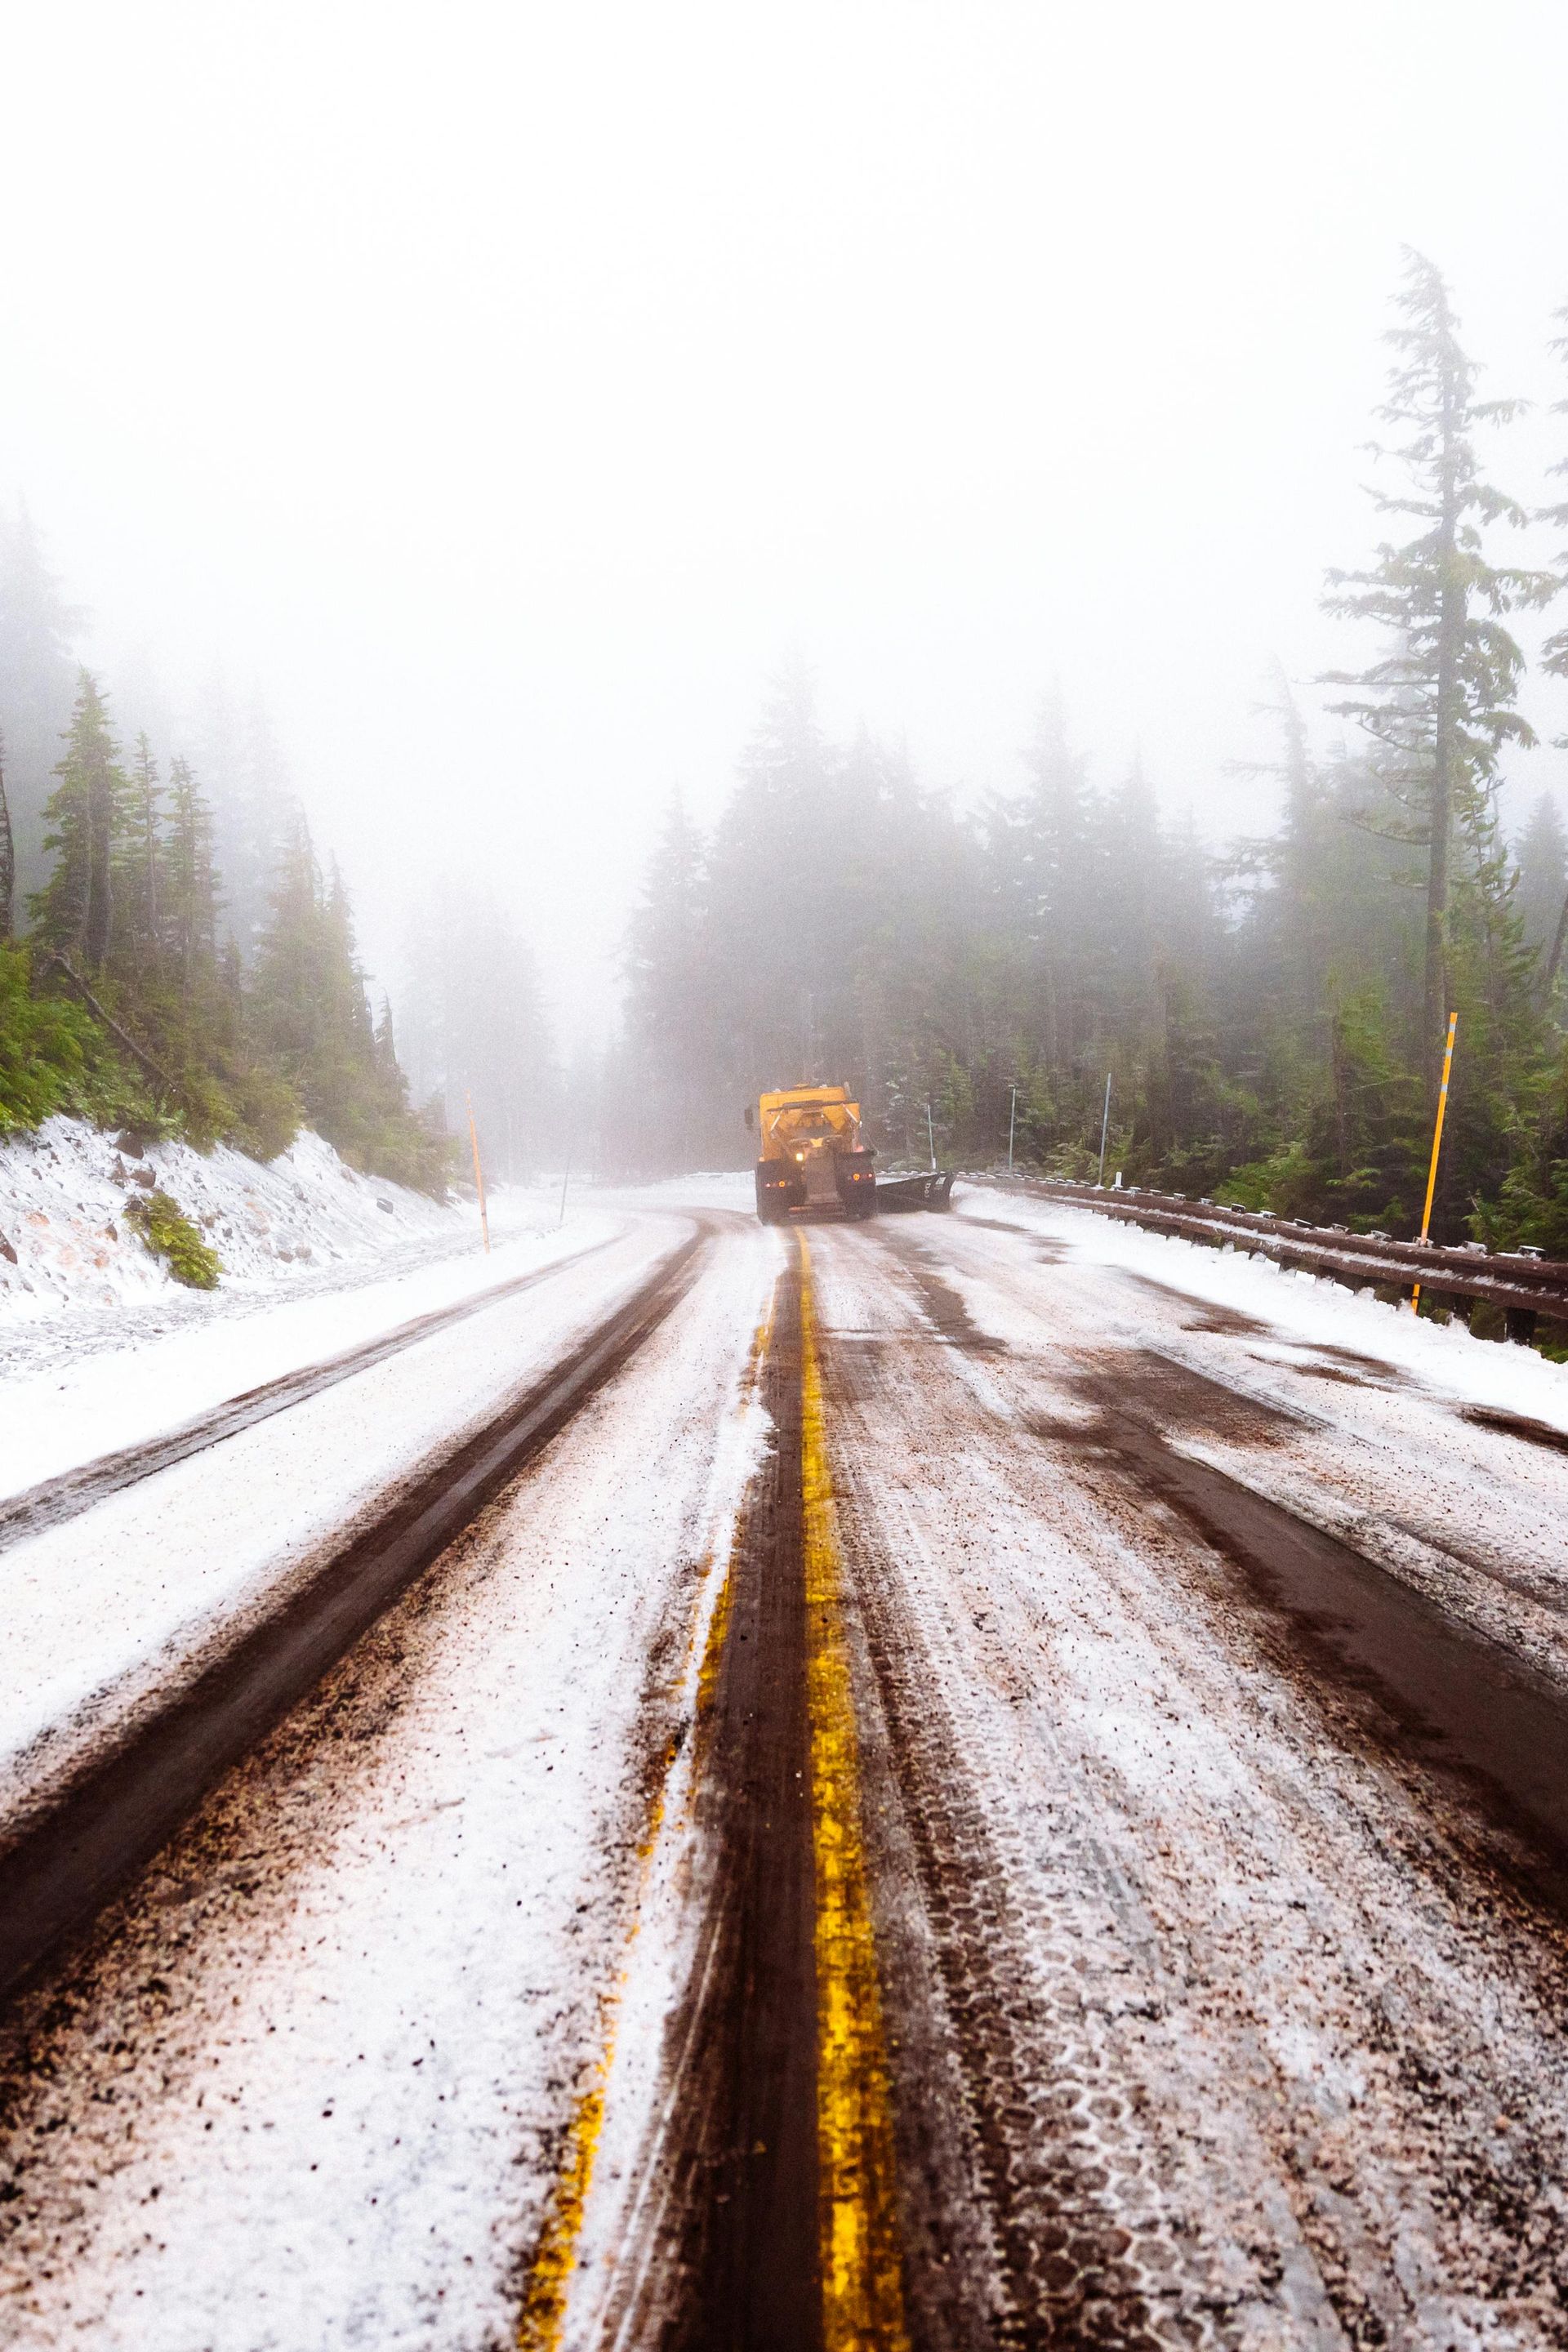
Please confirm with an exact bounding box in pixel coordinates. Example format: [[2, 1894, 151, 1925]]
[[746, 1083, 956, 1223], [748, 1085, 878, 1223]]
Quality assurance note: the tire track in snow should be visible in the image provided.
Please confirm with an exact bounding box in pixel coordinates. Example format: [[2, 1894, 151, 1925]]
[[1049, 1356, 1568, 1921], [816, 1232, 1182, 2350], [0, 1229, 617, 1552], [0, 1228, 706, 2002]]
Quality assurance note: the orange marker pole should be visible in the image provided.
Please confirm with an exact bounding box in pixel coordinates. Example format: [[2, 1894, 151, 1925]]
[[466, 1089, 490, 1255], [1411, 1011, 1457, 1314]]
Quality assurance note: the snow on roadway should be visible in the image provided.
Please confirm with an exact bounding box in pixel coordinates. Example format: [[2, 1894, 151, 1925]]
[[809, 1214, 1568, 2341], [0, 1209, 691, 1838], [956, 1179, 1568, 1430], [0, 1214, 777, 2352], [0, 1202, 620, 1503], [947, 1185, 1568, 1692], [5, 1177, 1568, 2343]]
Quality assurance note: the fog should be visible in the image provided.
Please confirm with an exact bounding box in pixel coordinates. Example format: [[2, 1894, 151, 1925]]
[[3, 0, 1567, 1053]]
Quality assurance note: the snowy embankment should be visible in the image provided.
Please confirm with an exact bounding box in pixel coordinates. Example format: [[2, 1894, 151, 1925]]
[[957, 1181, 1568, 1432], [0, 1115, 465, 1330], [0, 1114, 612, 1499], [0, 1207, 684, 1842], [0, 1116, 677, 1835]]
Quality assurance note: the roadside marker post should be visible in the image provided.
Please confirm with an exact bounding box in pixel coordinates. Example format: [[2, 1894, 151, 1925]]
[[1410, 1012, 1457, 1315], [1007, 1085, 1018, 1174], [466, 1089, 490, 1255], [1097, 1071, 1112, 1189]]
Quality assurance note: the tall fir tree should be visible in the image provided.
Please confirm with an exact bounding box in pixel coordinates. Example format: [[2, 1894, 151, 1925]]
[[251, 816, 325, 1071], [1543, 300, 1568, 718], [0, 504, 82, 910], [1514, 793, 1567, 974], [0, 728, 13, 942], [29, 670, 125, 970], [161, 755, 220, 998], [231, 693, 297, 955], [1015, 688, 1096, 1067], [116, 733, 163, 972], [401, 878, 555, 1178], [706, 659, 843, 1097], [1322, 251, 1554, 1104]]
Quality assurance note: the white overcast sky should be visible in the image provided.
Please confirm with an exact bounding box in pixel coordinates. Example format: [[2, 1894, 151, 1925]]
[[2, 1, 1566, 1041]]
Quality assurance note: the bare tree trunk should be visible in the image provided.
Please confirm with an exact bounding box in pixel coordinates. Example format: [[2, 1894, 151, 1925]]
[[38, 951, 173, 1089]]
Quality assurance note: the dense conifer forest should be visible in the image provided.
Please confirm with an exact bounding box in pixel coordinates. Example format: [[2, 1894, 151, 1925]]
[[0, 520, 549, 1191], [614, 257, 1568, 1250], [5, 255, 1568, 1246]]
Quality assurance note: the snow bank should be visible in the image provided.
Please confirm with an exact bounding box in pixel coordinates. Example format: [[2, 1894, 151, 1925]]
[[957, 1182, 1568, 1431], [0, 1117, 461, 1332], [0, 1209, 626, 1507], [0, 1214, 685, 1833]]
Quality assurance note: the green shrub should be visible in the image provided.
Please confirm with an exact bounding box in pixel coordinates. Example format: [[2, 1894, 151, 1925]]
[[0, 944, 157, 1134], [222, 1064, 303, 1164], [124, 1189, 223, 1290]]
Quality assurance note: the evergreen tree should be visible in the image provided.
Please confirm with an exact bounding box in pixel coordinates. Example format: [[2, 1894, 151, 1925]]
[[253, 824, 450, 1187], [116, 733, 163, 971], [706, 660, 847, 1099], [1100, 752, 1164, 1033], [30, 670, 125, 969], [1322, 251, 1555, 1104], [1514, 793, 1567, 973], [0, 504, 82, 910], [230, 693, 297, 954], [1014, 688, 1097, 1067], [161, 755, 220, 997], [401, 879, 555, 1179], [0, 728, 13, 942], [251, 816, 327, 1072], [623, 792, 720, 1167], [194, 667, 287, 962], [1543, 300, 1568, 719]]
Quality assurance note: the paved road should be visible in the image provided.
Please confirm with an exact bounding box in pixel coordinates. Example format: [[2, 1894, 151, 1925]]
[[3, 1198, 1566, 2349]]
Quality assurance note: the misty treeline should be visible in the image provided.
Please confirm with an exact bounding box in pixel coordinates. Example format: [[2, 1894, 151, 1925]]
[[0, 512, 553, 1190], [616, 255, 1568, 1251]]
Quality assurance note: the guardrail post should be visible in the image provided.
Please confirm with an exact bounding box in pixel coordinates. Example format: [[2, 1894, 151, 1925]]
[[1504, 1306, 1539, 1347]]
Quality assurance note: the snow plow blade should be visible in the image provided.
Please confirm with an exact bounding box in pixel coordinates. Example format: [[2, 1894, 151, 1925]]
[[875, 1170, 956, 1212]]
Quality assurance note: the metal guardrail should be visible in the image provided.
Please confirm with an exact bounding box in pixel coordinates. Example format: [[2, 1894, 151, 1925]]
[[960, 1171, 1568, 1334]]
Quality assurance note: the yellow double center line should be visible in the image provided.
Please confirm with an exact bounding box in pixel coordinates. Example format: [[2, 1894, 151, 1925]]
[[798, 1233, 910, 2352], [519, 1248, 906, 2348]]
